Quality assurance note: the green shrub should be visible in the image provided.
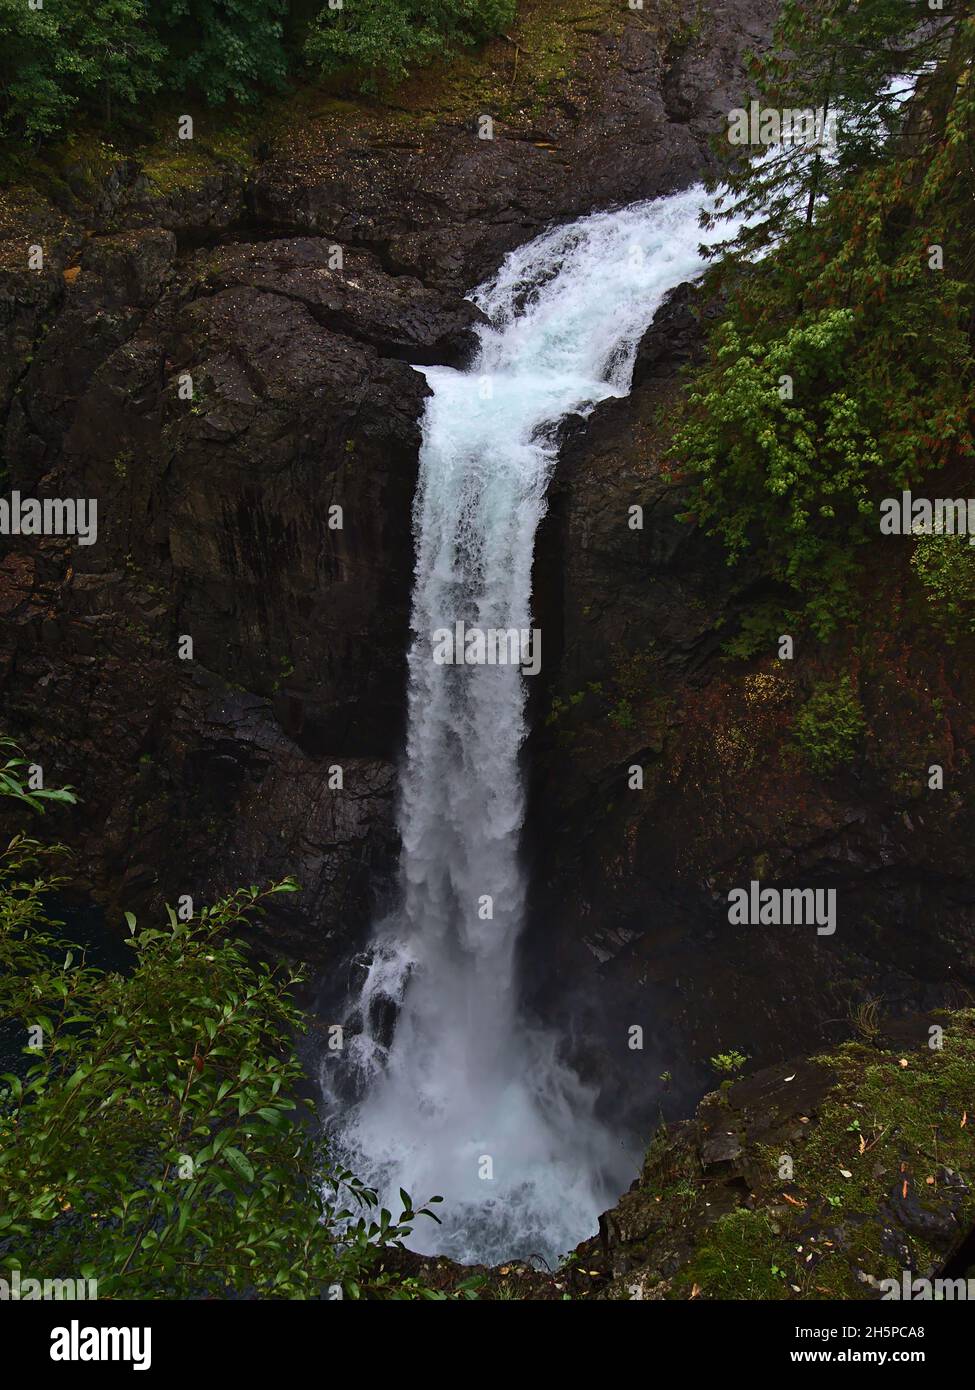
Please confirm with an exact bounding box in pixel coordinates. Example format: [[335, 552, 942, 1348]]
[[710, 1050, 748, 1076], [674, 0, 975, 641], [674, 309, 882, 638], [911, 531, 975, 641], [0, 741, 443, 1299], [304, 0, 516, 85], [792, 675, 866, 774]]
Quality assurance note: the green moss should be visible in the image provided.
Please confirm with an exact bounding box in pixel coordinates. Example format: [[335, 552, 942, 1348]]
[[621, 1012, 975, 1301], [352, 0, 627, 124], [0, 130, 122, 229], [674, 1209, 793, 1300], [113, 451, 133, 481], [608, 698, 636, 731], [140, 144, 235, 196], [800, 1028, 975, 1220]]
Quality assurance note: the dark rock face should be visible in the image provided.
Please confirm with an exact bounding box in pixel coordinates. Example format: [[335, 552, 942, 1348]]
[[0, 3, 779, 957], [0, 228, 430, 951], [193, 239, 486, 366], [526, 276, 975, 1109]]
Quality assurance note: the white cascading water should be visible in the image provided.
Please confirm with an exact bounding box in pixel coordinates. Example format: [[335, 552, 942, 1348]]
[[324, 181, 744, 1267]]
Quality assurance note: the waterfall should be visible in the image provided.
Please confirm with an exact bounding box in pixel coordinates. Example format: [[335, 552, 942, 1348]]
[[323, 181, 737, 1267]]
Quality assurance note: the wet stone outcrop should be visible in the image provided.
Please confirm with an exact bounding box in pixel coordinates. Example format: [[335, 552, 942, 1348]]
[[588, 1010, 975, 1300]]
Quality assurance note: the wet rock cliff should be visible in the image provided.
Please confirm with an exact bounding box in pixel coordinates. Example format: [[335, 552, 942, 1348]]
[[0, 0, 778, 963], [526, 274, 975, 1114]]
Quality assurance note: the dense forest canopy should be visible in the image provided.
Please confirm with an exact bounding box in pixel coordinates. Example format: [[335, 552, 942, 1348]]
[[0, 0, 517, 138]]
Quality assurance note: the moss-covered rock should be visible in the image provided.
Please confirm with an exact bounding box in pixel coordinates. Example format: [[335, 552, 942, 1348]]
[[585, 1009, 975, 1299]]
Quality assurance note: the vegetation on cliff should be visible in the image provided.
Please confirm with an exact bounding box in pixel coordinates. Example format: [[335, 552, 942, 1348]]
[[0, 744, 445, 1298], [0, 0, 517, 140], [674, 0, 975, 641], [304, 0, 516, 86], [598, 1011, 975, 1300]]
